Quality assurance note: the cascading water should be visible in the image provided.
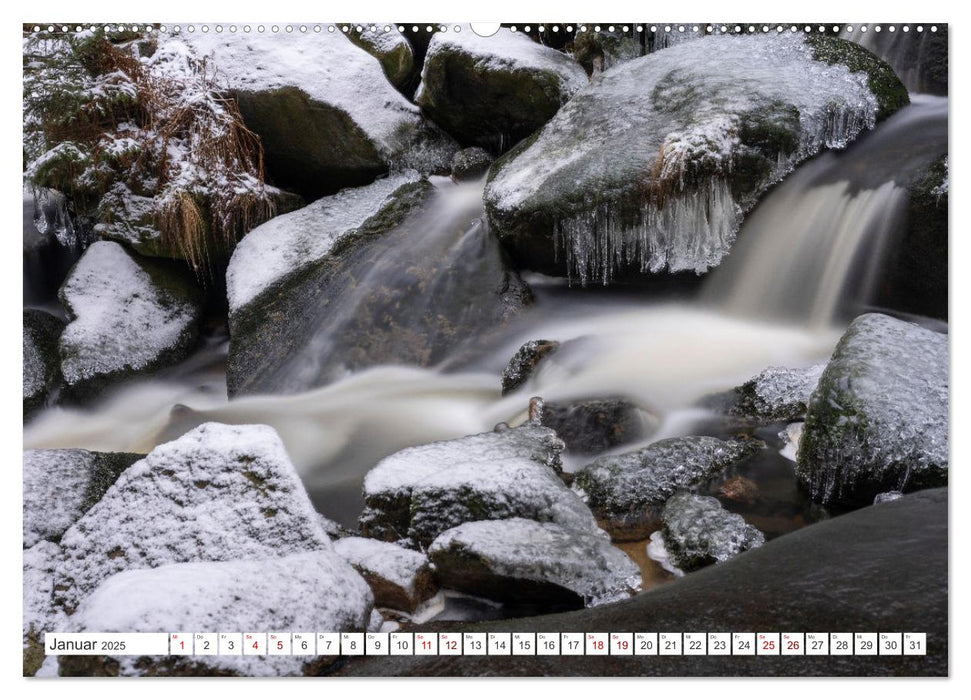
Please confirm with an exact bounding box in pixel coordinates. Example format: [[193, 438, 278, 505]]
[[703, 94, 947, 327], [24, 96, 945, 532]]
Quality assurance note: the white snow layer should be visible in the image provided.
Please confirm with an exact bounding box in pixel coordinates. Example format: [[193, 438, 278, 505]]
[[58, 241, 198, 385], [421, 30, 588, 98], [53, 422, 332, 607], [67, 552, 372, 676], [429, 517, 641, 606], [226, 171, 420, 312], [334, 536, 430, 594], [172, 31, 421, 156], [24, 449, 98, 547]]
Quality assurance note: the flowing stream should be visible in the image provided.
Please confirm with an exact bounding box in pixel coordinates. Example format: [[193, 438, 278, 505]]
[[25, 95, 947, 536]]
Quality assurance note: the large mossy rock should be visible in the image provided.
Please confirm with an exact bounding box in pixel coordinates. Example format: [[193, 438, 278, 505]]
[[417, 30, 587, 152], [225, 175, 530, 396], [484, 34, 906, 284], [347, 26, 415, 90], [340, 488, 947, 676], [23, 309, 65, 417], [660, 493, 764, 572], [360, 424, 601, 548], [572, 436, 764, 540], [23, 449, 142, 548], [428, 518, 640, 610], [57, 241, 202, 400], [177, 32, 456, 199], [797, 313, 948, 505]]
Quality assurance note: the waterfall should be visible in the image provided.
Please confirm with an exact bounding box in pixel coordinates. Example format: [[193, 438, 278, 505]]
[[703, 95, 947, 327]]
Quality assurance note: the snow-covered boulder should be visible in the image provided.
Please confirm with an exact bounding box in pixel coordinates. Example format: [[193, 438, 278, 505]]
[[660, 493, 764, 571], [428, 518, 640, 609], [52, 423, 331, 609], [224, 176, 530, 396], [347, 26, 415, 90], [417, 30, 587, 151], [23, 309, 64, 416], [572, 436, 764, 541], [500, 338, 560, 394], [226, 172, 423, 316], [23, 449, 141, 548], [334, 537, 437, 612], [60, 552, 372, 677], [175, 31, 455, 197], [485, 34, 908, 284], [360, 424, 600, 547], [730, 364, 825, 421], [797, 313, 948, 505], [57, 241, 202, 399]]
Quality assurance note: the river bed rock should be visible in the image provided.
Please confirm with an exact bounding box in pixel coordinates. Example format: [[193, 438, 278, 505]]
[[417, 30, 588, 151], [360, 424, 601, 547], [797, 313, 948, 505], [660, 493, 764, 571], [484, 34, 906, 284], [428, 518, 640, 610], [451, 147, 495, 182], [500, 339, 560, 394], [572, 436, 764, 540], [23, 309, 65, 417], [57, 241, 202, 400], [334, 537, 437, 613], [541, 397, 653, 454], [730, 363, 826, 421]]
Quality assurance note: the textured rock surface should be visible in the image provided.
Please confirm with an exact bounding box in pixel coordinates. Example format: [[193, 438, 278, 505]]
[[417, 30, 587, 151], [23, 449, 142, 548], [52, 423, 332, 609], [428, 518, 639, 610], [660, 493, 764, 571], [573, 436, 763, 540], [360, 424, 600, 547], [60, 552, 372, 677], [23, 309, 64, 416], [176, 31, 455, 198], [485, 34, 905, 284], [57, 241, 201, 399], [797, 313, 948, 505], [500, 339, 560, 394], [541, 397, 652, 454], [731, 364, 825, 421], [334, 537, 437, 612], [340, 489, 947, 676]]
